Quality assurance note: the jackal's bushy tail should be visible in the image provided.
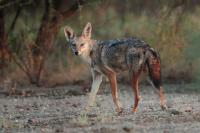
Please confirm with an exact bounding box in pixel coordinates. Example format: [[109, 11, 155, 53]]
[[146, 48, 162, 88]]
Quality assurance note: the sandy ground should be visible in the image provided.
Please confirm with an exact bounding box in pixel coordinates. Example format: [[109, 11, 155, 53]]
[[0, 84, 200, 133]]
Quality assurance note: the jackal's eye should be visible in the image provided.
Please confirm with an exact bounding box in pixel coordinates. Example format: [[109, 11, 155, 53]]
[[80, 43, 84, 47], [70, 44, 76, 48]]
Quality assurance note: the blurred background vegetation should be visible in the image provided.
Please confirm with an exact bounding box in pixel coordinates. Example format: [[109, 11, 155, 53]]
[[0, 0, 200, 87]]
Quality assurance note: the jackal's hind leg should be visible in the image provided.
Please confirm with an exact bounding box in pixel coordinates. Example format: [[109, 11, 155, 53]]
[[85, 70, 103, 112], [147, 58, 167, 111], [157, 87, 167, 110], [130, 70, 142, 113]]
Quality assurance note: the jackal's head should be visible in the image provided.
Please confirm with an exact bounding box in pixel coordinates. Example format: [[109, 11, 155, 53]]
[[64, 22, 92, 56]]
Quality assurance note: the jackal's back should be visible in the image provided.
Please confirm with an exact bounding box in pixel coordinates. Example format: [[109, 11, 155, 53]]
[[92, 37, 151, 73]]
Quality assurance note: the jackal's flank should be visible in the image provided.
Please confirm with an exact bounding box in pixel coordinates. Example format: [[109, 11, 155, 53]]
[[64, 22, 167, 113]]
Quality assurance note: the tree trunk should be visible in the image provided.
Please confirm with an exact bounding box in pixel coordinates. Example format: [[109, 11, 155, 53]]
[[31, 0, 59, 84], [0, 9, 9, 76], [31, 0, 86, 85], [0, 0, 86, 84]]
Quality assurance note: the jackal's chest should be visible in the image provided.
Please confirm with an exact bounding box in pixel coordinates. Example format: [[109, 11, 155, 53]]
[[80, 52, 91, 64]]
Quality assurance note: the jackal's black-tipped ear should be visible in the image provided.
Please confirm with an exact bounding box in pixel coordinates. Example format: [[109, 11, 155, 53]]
[[82, 22, 92, 39], [64, 26, 74, 41]]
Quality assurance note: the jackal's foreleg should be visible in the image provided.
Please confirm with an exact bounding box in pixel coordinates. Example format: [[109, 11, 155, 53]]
[[85, 70, 103, 112], [107, 72, 122, 113]]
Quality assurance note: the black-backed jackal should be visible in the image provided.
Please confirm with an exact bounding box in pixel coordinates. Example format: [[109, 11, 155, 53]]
[[64, 22, 167, 113]]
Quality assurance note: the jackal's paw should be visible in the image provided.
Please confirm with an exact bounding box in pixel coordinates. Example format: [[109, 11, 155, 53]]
[[132, 107, 138, 113], [161, 104, 167, 111], [116, 107, 123, 114]]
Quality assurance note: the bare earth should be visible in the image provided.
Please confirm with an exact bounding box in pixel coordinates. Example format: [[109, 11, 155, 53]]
[[0, 84, 200, 133]]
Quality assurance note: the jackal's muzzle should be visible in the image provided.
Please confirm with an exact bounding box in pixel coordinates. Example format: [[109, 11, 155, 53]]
[[74, 51, 78, 55]]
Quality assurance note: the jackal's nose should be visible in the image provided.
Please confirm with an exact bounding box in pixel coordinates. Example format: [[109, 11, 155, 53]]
[[74, 51, 78, 55]]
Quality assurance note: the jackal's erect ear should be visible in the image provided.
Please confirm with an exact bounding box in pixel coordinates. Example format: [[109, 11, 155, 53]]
[[64, 26, 74, 41], [82, 22, 92, 39]]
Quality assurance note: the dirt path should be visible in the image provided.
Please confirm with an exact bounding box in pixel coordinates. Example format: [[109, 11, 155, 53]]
[[0, 84, 200, 133]]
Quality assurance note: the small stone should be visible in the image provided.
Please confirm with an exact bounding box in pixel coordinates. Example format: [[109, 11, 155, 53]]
[[170, 109, 181, 115], [27, 118, 37, 124], [185, 106, 192, 112], [123, 126, 132, 132]]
